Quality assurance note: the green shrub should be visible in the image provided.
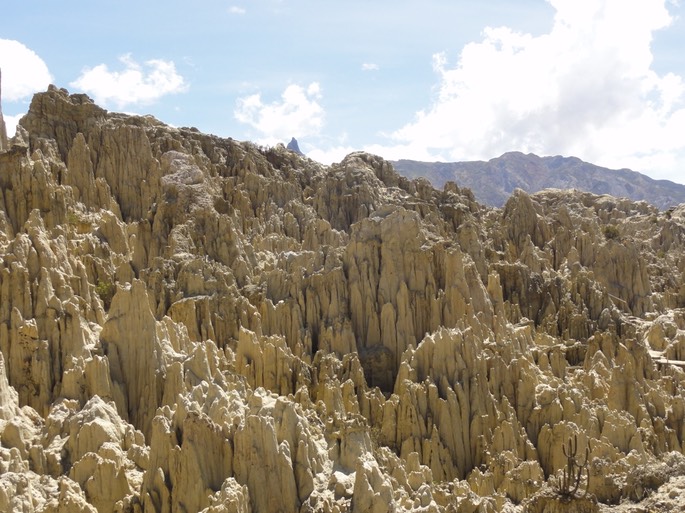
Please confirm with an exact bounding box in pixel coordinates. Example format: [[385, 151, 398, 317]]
[[603, 225, 620, 240], [95, 280, 116, 310], [66, 210, 79, 226]]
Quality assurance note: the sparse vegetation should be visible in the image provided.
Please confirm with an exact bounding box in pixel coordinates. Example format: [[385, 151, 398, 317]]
[[624, 452, 685, 501], [603, 224, 620, 240], [95, 280, 116, 310], [65, 209, 93, 232], [66, 210, 79, 226], [554, 435, 591, 499]]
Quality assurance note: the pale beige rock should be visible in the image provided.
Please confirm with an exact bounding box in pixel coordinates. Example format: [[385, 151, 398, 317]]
[[42, 477, 99, 513], [351, 454, 395, 513], [100, 280, 179, 439], [0, 352, 18, 420], [1, 86, 685, 513], [200, 478, 252, 513], [523, 486, 599, 513]]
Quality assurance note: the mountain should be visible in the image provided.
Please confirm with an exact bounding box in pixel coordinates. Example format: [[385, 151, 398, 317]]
[[393, 151, 685, 210], [286, 136, 303, 155], [1, 86, 685, 513]]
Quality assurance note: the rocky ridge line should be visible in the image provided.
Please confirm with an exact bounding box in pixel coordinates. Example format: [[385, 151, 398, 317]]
[[392, 152, 685, 210]]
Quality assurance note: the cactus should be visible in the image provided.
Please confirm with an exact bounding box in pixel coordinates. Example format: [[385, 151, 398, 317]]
[[555, 434, 591, 498]]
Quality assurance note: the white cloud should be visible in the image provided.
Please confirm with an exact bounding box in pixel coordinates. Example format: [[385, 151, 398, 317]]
[[2, 113, 23, 138], [379, 0, 685, 182], [234, 82, 324, 144], [70, 54, 187, 108], [0, 39, 53, 101], [362, 63, 380, 71], [228, 6, 246, 14], [307, 145, 357, 165]]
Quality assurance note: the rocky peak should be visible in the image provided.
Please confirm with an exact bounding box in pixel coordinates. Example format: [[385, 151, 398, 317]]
[[21, 85, 108, 161], [286, 136, 303, 155]]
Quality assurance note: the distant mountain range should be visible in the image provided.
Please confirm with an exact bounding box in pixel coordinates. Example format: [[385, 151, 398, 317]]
[[392, 152, 685, 210]]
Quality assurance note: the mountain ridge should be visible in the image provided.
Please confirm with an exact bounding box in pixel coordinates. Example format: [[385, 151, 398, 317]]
[[392, 151, 685, 210]]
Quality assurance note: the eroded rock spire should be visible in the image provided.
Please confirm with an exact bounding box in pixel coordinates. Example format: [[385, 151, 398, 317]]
[[0, 86, 684, 512]]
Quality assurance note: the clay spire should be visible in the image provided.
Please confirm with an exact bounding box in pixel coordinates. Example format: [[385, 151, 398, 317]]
[[0, 68, 8, 151]]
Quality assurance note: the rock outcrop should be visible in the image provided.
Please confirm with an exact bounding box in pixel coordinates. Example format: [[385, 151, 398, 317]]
[[0, 85, 684, 512], [286, 137, 303, 155]]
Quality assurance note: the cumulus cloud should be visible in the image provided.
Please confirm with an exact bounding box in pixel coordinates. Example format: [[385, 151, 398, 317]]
[[0, 39, 53, 101], [362, 63, 380, 71], [3, 113, 23, 138], [384, 0, 685, 182], [234, 82, 324, 144], [307, 145, 357, 165], [228, 6, 246, 14], [70, 54, 187, 108]]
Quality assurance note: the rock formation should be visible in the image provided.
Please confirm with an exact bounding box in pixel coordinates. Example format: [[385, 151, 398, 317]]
[[0, 85, 685, 512], [286, 137, 303, 155]]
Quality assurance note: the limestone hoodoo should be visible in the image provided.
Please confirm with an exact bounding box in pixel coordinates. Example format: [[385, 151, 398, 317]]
[[0, 85, 684, 513]]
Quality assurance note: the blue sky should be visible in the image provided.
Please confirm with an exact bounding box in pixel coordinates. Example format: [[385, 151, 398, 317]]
[[1, 0, 684, 185]]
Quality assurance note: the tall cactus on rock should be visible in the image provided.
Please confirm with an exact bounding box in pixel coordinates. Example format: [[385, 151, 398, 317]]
[[555, 434, 591, 498]]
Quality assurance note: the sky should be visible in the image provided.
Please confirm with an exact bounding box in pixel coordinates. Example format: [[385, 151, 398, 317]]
[[1, 0, 684, 185]]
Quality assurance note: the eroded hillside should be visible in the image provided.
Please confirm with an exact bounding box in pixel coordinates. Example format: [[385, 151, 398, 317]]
[[1, 86, 685, 513]]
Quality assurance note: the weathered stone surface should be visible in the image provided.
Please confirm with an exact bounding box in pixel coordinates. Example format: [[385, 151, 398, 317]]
[[0, 86, 684, 513]]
